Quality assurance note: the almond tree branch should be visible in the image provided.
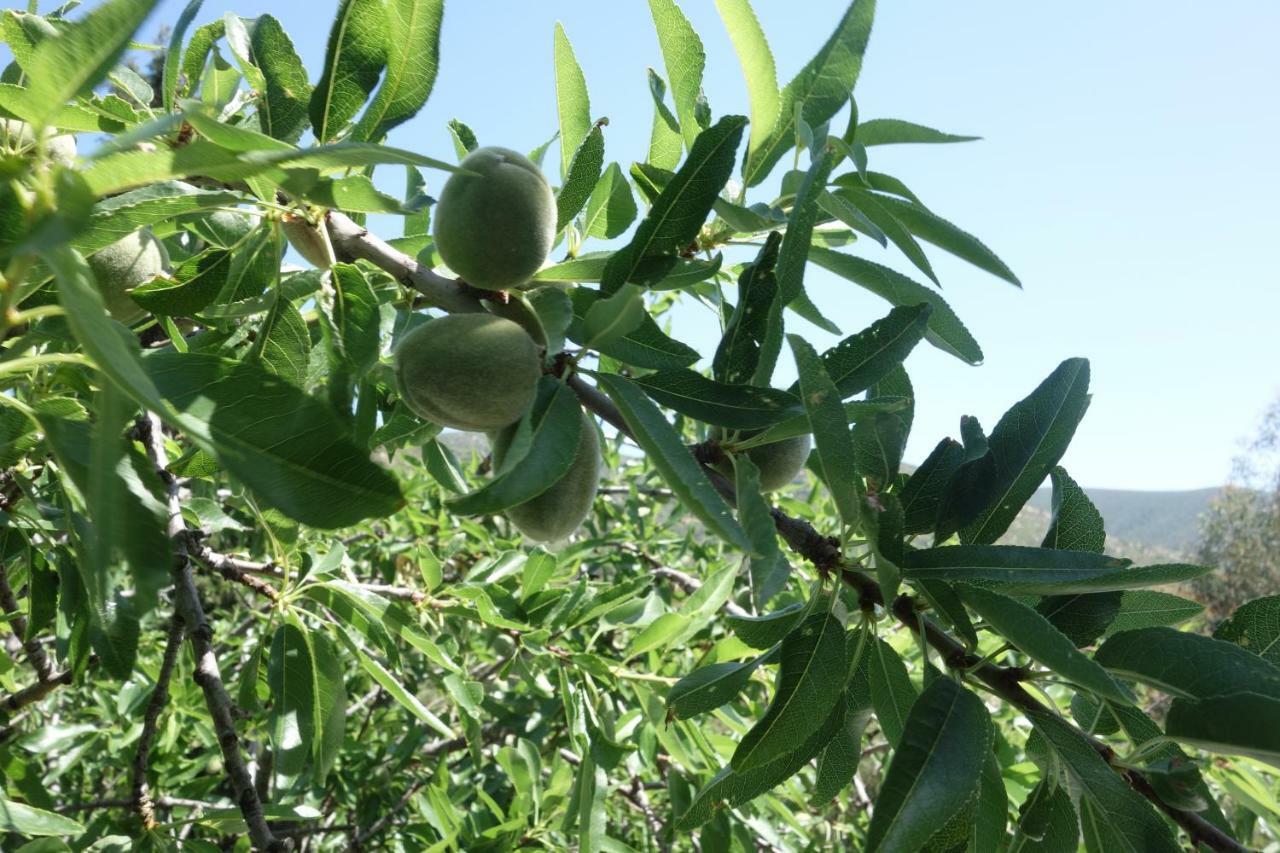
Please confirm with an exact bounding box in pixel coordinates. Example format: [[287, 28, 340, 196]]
[[315, 214, 1245, 853], [140, 413, 290, 853], [0, 668, 73, 713], [0, 559, 56, 682], [132, 614, 186, 829]]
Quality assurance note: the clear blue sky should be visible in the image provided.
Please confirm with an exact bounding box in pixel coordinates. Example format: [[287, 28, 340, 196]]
[[40, 2, 1280, 489]]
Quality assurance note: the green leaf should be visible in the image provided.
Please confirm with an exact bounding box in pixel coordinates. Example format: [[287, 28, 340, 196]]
[[868, 637, 916, 747], [730, 396, 908, 451], [901, 545, 1135, 592], [1009, 780, 1078, 852], [568, 290, 699, 370], [600, 114, 746, 295], [714, 0, 780, 156], [553, 22, 591, 180], [448, 117, 478, 157], [1165, 693, 1280, 767], [900, 438, 965, 534], [0, 798, 84, 836], [448, 379, 581, 515], [144, 351, 404, 528], [557, 124, 605, 233], [1106, 591, 1204, 635], [731, 607, 847, 771], [245, 15, 312, 142], [939, 358, 1091, 544], [582, 283, 646, 349], [1035, 591, 1122, 648], [743, 0, 875, 186], [646, 68, 683, 171], [666, 652, 769, 720], [798, 304, 930, 401], [812, 639, 873, 803], [1095, 627, 1280, 700], [734, 456, 791, 609], [676, 691, 847, 830], [647, 0, 706, 150], [853, 410, 909, 488], [1028, 709, 1180, 852], [776, 149, 835, 305], [856, 119, 980, 146], [1041, 466, 1105, 551], [626, 612, 689, 659], [727, 604, 804, 650], [73, 182, 241, 256], [1214, 595, 1280, 666], [340, 628, 453, 737], [311, 0, 388, 142], [874, 195, 1020, 287], [632, 370, 801, 430], [957, 584, 1130, 702], [971, 751, 1007, 853], [807, 247, 982, 364], [834, 186, 938, 284], [789, 334, 860, 527], [865, 677, 991, 853], [316, 580, 458, 671], [597, 373, 753, 553], [268, 622, 317, 777], [582, 162, 637, 240], [714, 231, 782, 387], [163, 0, 204, 112], [536, 252, 718, 290], [22, 0, 155, 128], [352, 0, 443, 141], [130, 248, 232, 316]]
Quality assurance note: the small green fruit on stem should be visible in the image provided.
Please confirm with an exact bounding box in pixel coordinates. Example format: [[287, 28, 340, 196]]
[[87, 230, 167, 325], [433, 146, 556, 290], [717, 431, 812, 491], [395, 313, 541, 431]]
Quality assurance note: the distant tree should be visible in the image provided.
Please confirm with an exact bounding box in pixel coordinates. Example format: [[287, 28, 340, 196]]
[[1195, 399, 1280, 618]]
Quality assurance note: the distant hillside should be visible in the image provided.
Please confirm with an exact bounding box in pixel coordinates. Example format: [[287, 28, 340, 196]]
[[1026, 486, 1222, 553]]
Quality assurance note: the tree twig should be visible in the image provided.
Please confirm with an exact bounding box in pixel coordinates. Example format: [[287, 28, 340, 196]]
[[0, 668, 73, 713], [140, 413, 290, 853], [0, 559, 56, 682], [185, 533, 280, 601], [132, 613, 186, 829]]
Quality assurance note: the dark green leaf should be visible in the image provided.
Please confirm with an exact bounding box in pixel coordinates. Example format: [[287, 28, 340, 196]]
[[352, 0, 444, 141], [632, 370, 801, 430], [568, 289, 699, 370], [1042, 466, 1105, 551], [776, 149, 834, 304], [131, 248, 231, 316], [865, 677, 991, 853], [556, 123, 605, 232], [734, 456, 791, 608], [1214, 595, 1280, 666], [1106, 591, 1205, 635], [868, 637, 916, 747], [1095, 627, 1280, 700], [1035, 591, 1122, 648], [597, 373, 753, 552], [582, 283, 645, 349], [667, 651, 769, 720], [583, 162, 637, 240], [796, 304, 930, 401], [1166, 693, 1280, 766], [789, 335, 860, 527], [835, 186, 938, 284], [856, 119, 980, 146], [900, 438, 965, 534], [812, 637, 873, 803], [731, 607, 847, 771], [1009, 780, 1078, 853], [268, 622, 316, 777], [875, 195, 1020, 286], [713, 231, 782, 387], [246, 15, 312, 142], [853, 409, 909, 487], [311, 0, 387, 141], [727, 604, 804, 650]]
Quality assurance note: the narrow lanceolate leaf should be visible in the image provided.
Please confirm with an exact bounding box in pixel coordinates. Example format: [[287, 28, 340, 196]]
[[776, 149, 834, 305], [939, 358, 1091, 544], [341, 629, 453, 737], [865, 678, 992, 853], [311, 0, 388, 142], [246, 15, 312, 142], [794, 304, 930, 401], [130, 248, 232, 316], [1095, 627, 1280, 700], [868, 637, 916, 747], [556, 123, 605, 232], [1165, 693, 1280, 766], [743, 0, 876, 186], [1029, 709, 1180, 852], [957, 585, 1130, 702], [646, 68, 684, 170], [537, 252, 717, 289], [632, 370, 801, 430], [971, 750, 1007, 853], [900, 438, 965, 534], [582, 283, 645, 349], [1105, 591, 1204, 635], [713, 231, 782, 386], [0, 798, 84, 837], [1042, 466, 1105, 551], [553, 22, 591, 180], [1214, 595, 1280, 665], [144, 351, 404, 528], [1009, 780, 1078, 853], [163, 0, 204, 112], [837, 186, 939, 284], [1035, 591, 1122, 648], [568, 289, 699, 369], [808, 248, 982, 364], [856, 119, 980, 147], [714, 0, 779, 154], [583, 162, 638, 239], [666, 650, 770, 720], [735, 456, 791, 608], [352, 0, 444, 141], [900, 545, 1137, 593], [789, 335, 860, 527], [597, 373, 753, 553], [22, 0, 155, 127], [269, 622, 317, 777], [647, 0, 707, 150], [875, 195, 1021, 286], [600, 115, 747, 295], [812, 637, 874, 803], [676, 696, 846, 830], [731, 608, 847, 771], [448, 379, 581, 515]]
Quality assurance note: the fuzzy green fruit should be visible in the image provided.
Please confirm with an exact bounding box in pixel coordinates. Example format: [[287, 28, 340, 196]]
[[714, 431, 812, 492], [87, 231, 167, 324], [395, 313, 541, 431], [0, 119, 76, 166], [282, 215, 332, 269], [203, 209, 259, 247], [433, 146, 556, 290], [493, 410, 600, 542]]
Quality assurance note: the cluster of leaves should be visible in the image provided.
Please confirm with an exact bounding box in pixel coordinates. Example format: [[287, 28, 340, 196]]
[[0, 0, 1277, 851]]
